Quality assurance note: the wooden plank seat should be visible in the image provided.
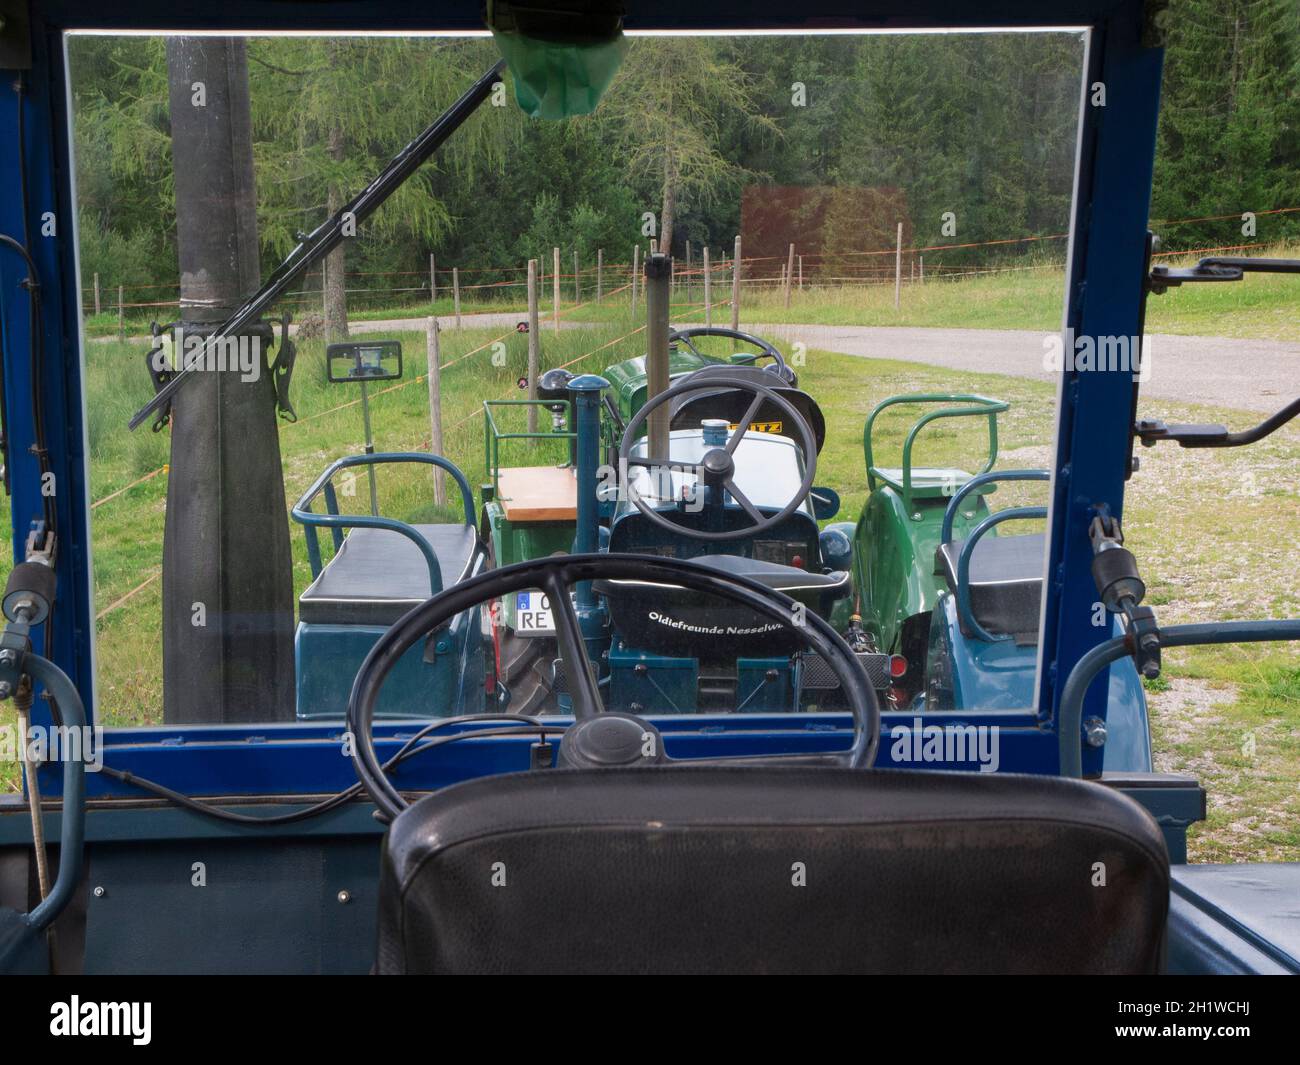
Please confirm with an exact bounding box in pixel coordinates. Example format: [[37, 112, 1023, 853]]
[[495, 466, 578, 522]]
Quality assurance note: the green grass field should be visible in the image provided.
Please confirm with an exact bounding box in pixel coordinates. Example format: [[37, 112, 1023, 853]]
[[10, 277, 1300, 862]]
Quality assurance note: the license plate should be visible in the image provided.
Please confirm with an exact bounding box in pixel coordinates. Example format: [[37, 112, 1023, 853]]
[[512, 589, 554, 635]]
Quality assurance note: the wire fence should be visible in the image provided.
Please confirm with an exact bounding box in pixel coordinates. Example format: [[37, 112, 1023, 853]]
[[91, 282, 691, 620], [82, 205, 1300, 321]]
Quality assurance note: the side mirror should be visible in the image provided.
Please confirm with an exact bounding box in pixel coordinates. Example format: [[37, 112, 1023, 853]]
[[327, 340, 402, 383], [809, 486, 840, 520]]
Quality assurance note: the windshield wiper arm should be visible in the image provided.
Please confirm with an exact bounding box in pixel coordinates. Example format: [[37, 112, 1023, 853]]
[[129, 59, 506, 431]]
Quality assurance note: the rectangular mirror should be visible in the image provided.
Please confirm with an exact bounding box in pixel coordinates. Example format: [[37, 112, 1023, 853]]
[[327, 340, 403, 383]]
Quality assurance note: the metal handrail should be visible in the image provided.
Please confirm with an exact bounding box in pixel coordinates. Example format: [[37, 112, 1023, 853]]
[[1058, 619, 1300, 777], [483, 398, 576, 499], [291, 453, 475, 586], [941, 468, 1050, 544], [955, 506, 1048, 643], [863, 393, 1008, 517], [23, 654, 87, 933]]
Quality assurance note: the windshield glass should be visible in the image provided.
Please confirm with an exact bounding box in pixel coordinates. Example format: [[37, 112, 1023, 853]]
[[60, 29, 1087, 727]]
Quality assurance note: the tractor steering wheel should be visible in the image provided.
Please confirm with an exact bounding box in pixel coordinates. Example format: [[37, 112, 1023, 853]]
[[346, 553, 880, 820], [669, 327, 792, 382], [619, 372, 818, 542]]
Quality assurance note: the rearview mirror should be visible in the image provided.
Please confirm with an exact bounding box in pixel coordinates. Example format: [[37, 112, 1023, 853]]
[[326, 340, 403, 383]]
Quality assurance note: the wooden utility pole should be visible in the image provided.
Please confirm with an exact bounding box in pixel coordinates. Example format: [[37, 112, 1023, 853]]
[[426, 316, 444, 505], [161, 35, 292, 724], [731, 235, 742, 331]]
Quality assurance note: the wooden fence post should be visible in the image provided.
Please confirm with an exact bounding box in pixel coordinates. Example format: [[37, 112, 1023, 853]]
[[453, 267, 461, 328], [596, 248, 603, 304], [785, 243, 795, 308], [552, 246, 561, 333], [429, 253, 437, 304], [731, 236, 742, 331], [631, 245, 640, 313], [894, 222, 903, 310], [93, 272, 101, 315], [527, 259, 540, 433], [426, 316, 445, 505], [703, 246, 712, 328], [118, 285, 125, 341]]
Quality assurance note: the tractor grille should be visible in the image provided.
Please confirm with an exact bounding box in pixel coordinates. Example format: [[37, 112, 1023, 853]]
[[801, 651, 890, 691]]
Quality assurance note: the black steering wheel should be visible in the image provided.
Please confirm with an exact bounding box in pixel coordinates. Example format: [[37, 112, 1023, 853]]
[[669, 327, 792, 382], [347, 553, 880, 820], [619, 372, 818, 542]]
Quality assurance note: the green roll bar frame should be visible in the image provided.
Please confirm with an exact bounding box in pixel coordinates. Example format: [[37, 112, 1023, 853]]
[[483, 398, 576, 499], [863, 393, 1009, 516]]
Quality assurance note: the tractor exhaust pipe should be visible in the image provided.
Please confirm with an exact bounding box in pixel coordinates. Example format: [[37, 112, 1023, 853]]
[[644, 253, 672, 459]]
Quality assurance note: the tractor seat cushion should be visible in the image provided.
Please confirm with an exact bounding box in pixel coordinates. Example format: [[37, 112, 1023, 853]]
[[377, 765, 1171, 974], [873, 467, 975, 498], [935, 532, 1044, 640], [299, 523, 478, 627], [687, 552, 847, 593]]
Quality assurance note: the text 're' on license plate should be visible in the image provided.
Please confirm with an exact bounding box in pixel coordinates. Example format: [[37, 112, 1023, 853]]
[[513, 589, 554, 634]]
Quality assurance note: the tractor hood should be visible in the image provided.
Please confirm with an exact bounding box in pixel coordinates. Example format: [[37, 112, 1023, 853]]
[[605, 353, 827, 453]]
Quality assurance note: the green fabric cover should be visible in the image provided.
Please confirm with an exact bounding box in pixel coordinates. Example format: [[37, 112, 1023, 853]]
[[492, 30, 627, 119]]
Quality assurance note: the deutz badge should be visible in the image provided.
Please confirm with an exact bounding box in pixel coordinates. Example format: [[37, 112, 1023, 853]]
[[727, 421, 782, 433]]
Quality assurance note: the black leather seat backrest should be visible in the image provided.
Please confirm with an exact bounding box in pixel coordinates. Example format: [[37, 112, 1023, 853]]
[[377, 765, 1169, 974], [936, 532, 1045, 641]]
